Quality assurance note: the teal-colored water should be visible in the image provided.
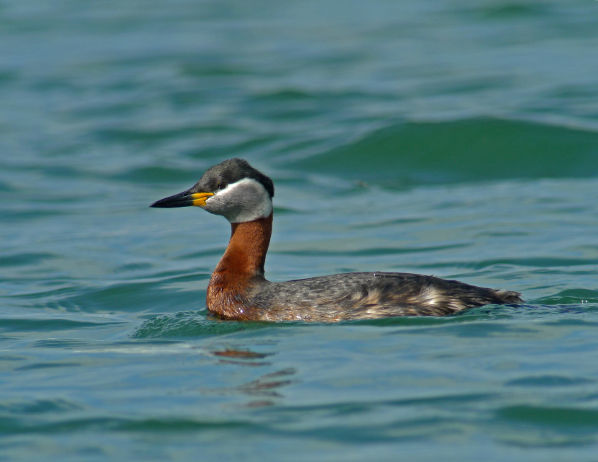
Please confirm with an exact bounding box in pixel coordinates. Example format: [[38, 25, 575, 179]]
[[2, 1, 598, 460]]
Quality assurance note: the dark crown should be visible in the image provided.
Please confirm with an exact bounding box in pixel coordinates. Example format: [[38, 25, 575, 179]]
[[194, 158, 274, 197]]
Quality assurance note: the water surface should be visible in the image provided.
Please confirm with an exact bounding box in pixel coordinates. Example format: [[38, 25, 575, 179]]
[[2, 0, 598, 460]]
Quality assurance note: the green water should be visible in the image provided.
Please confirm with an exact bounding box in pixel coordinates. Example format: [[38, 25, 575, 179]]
[[2, 0, 598, 460]]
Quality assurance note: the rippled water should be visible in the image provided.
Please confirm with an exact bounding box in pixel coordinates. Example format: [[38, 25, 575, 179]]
[[2, 0, 598, 460]]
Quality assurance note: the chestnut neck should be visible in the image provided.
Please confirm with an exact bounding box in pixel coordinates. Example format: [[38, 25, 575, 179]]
[[213, 213, 273, 280]]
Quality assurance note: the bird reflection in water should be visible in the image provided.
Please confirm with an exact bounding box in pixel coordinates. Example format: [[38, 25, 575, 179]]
[[209, 346, 296, 408]]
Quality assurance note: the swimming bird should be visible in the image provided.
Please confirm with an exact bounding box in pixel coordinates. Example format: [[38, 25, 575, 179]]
[[151, 158, 522, 322]]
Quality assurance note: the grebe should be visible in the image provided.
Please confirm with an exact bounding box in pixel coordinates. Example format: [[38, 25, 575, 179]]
[[151, 158, 522, 322]]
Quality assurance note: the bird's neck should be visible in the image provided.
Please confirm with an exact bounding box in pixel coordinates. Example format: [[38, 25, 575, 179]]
[[206, 214, 273, 319], [214, 213, 272, 278]]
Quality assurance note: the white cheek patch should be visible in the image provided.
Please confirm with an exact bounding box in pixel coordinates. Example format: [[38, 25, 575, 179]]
[[207, 177, 272, 223]]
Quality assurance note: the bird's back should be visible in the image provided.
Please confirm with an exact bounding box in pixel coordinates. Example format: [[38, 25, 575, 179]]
[[246, 272, 522, 322]]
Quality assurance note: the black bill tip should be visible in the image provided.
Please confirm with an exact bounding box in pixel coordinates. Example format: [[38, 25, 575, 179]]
[[150, 190, 193, 208]]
